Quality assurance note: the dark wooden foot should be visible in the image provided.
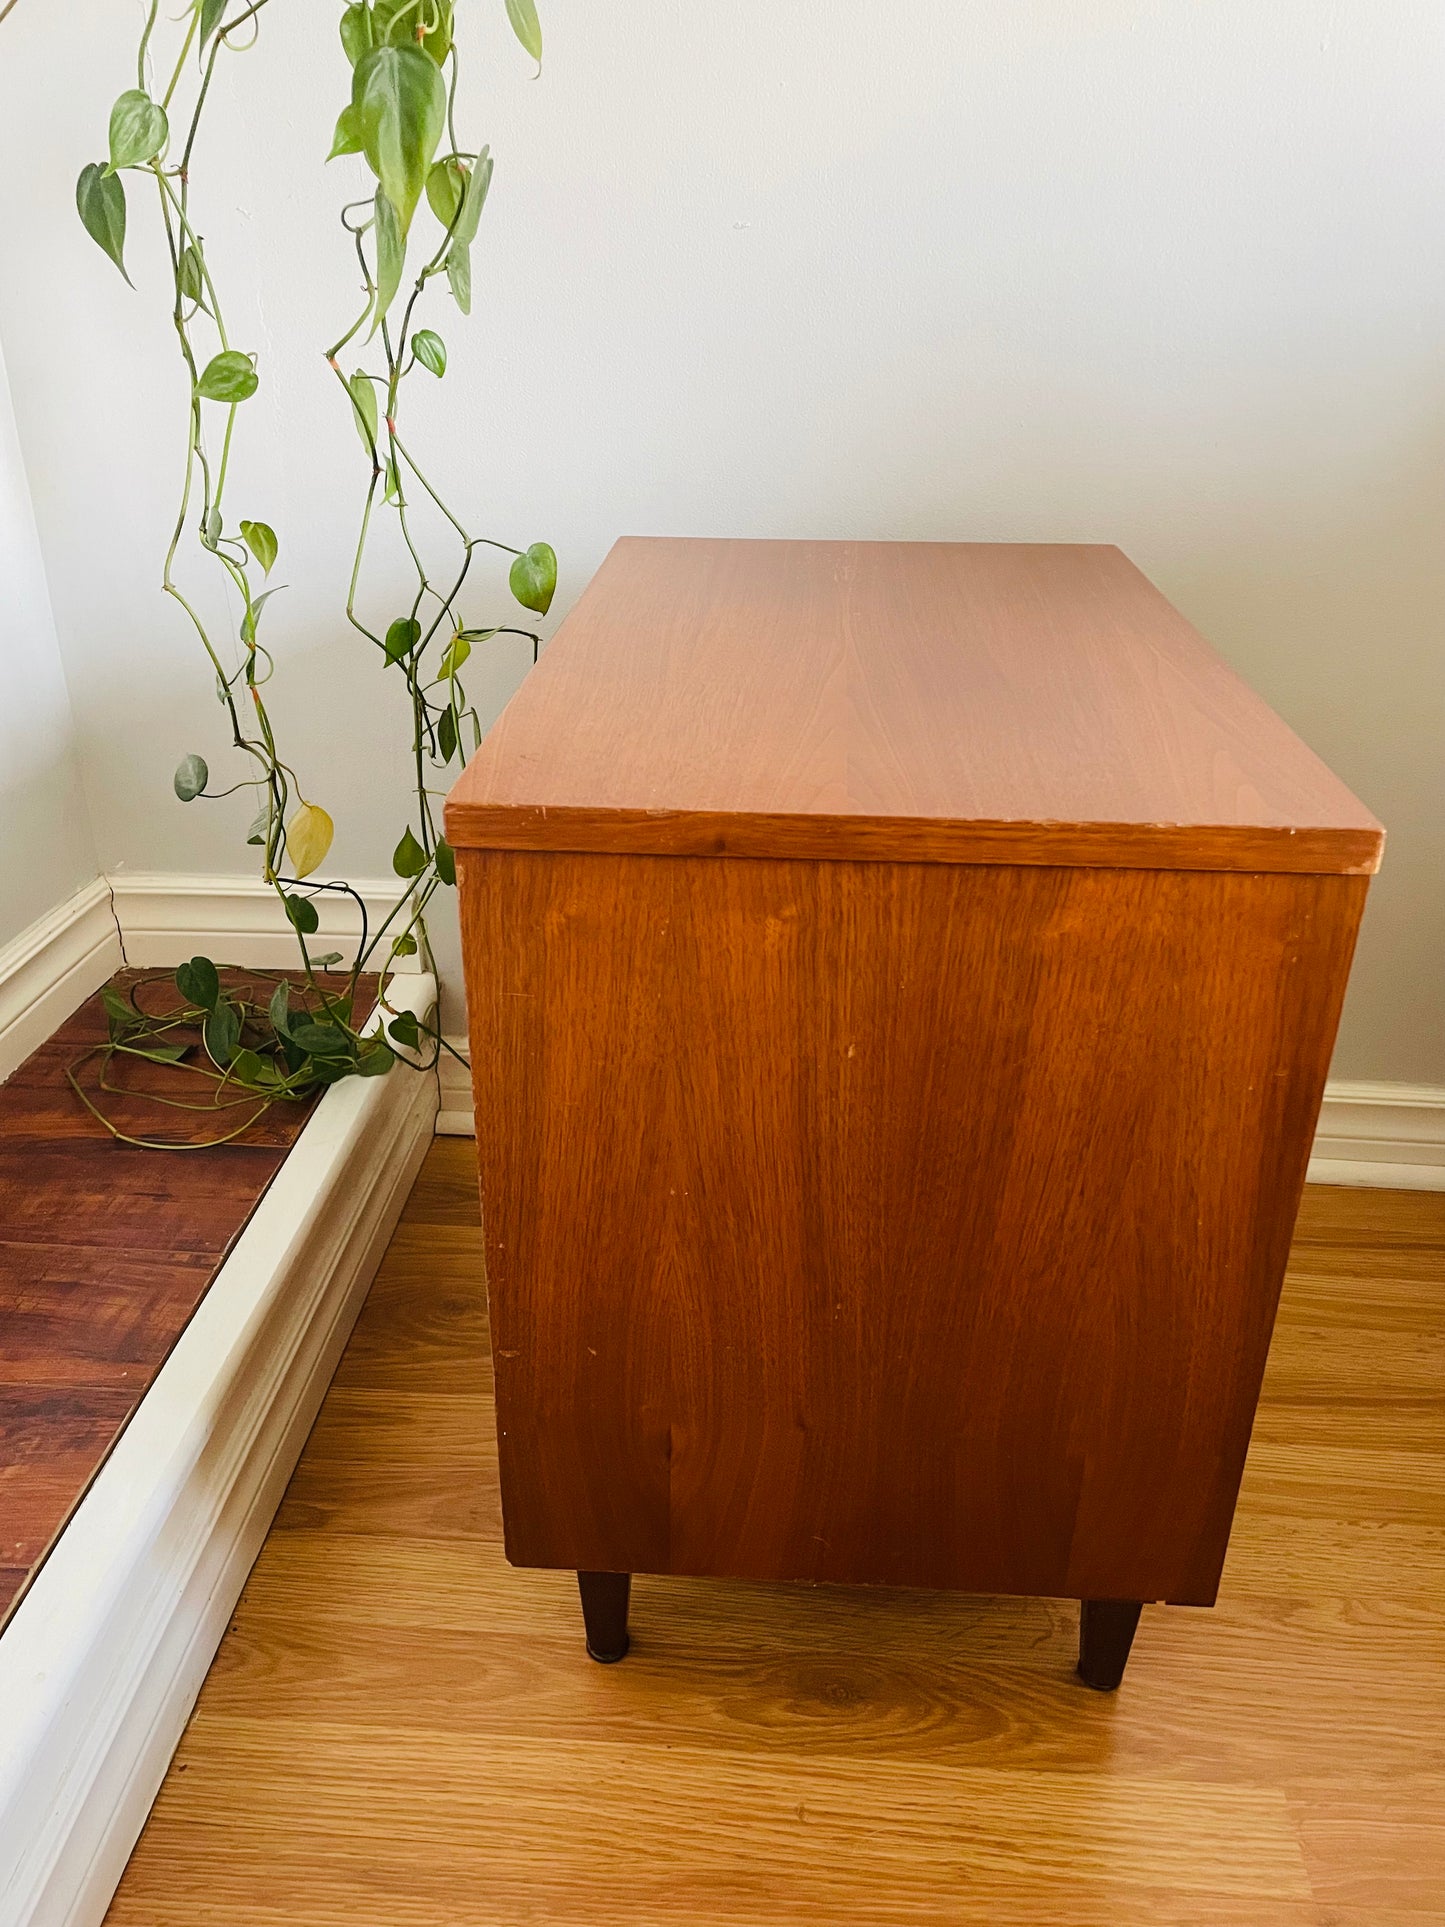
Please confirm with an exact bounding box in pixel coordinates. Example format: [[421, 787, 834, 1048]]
[[1077, 1598, 1143, 1690], [577, 1570, 631, 1662]]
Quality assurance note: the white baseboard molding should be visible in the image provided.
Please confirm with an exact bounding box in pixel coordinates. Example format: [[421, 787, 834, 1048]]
[[1307, 1081, 1445, 1192], [107, 870, 423, 973], [0, 871, 424, 1092], [0, 974, 439, 1927], [0, 880, 121, 1084], [436, 1029, 475, 1135]]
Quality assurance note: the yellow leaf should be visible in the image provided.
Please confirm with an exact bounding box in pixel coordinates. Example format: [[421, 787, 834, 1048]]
[[286, 802, 334, 879]]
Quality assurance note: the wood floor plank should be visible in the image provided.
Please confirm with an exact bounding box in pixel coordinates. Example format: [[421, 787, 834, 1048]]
[[1288, 1782, 1445, 1925], [0, 1245, 216, 1387], [102, 1834, 1323, 1927], [0, 1140, 286, 1256], [102, 1157, 1445, 1923], [0, 1566, 28, 1612], [297, 1388, 493, 1466], [111, 1727, 1316, 1926], [327, 1241, 490, 1395], [0, 1384, 140, 1594], [272, 1460, 502, 1539], [0, 969, 373, 1633], [1291, 1184, 1445, 1252], [193, 1592, 1445, 1784], [394, 1133, 487, 1226]]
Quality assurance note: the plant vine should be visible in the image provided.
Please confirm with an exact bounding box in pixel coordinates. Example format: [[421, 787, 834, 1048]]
[[69, 0, 553, 1146]]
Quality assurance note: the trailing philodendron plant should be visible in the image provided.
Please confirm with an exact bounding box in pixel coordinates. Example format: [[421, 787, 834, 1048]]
[[67, 0, 555, 1146]]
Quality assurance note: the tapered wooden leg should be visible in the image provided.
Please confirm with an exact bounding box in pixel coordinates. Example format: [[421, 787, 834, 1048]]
[[577, 1571, 631, 1662], [1077, 1599, 1143, 1690]]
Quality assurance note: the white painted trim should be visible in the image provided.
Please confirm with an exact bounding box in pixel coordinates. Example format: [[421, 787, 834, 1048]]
[[0, 973, 439, 1927], [0, 868, 426, 1089], [0, 879, 121, 1084], [106, 870, 424, 972], [436, 1029, 475, 1135], [1308, 1081, 1445, 1192]]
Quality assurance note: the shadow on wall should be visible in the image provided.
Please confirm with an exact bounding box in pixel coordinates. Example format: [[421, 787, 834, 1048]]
[[0, 752, 99, 949], [1160, 429, 1445, 1087]]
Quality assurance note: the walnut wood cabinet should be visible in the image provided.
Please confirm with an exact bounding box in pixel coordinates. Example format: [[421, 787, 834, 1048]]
[[446, 538, 1382, 1687]]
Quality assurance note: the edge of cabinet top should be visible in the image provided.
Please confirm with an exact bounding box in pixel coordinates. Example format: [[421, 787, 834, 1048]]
[[444, 538, 1383, 874]]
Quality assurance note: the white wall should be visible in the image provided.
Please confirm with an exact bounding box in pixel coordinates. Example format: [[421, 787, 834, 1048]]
[[0, 0, 1440, 1071], [0, 335, 98, 946]]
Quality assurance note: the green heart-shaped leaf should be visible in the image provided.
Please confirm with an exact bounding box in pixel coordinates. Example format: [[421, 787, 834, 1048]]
[[392, 826, 427, 878], [385, 617, 421, 664], [284, 893, 320, 935], [290, 1020, 353, 1056], [454, 148, 492, 247], [108, 89, 168, 171], [328, 102, 366, 161], [339, 1, 373, 67], [174, 752, 209, 801], [371, 186, 406, 333], [268, 978, 292, 1034], [445, 241, 471, 315], [439, 631, 470, 677], [101, 986, 138, 1034], [76, 164, 130, 283], [429, 148, 492, 246], [228, 1047, 268, 1086], [388, 1009, 421, 1051], [348, 370, 379, 454], [179, 242, 207, 309], [240, 519, 278, 574], [239, 585, 284, 645], [509, 541, 557, 616], [203, 998, 242, 1065], [412, 328, 446, 377], [176, 955, 221, 1011], [128, 1038, 191, 1064], [196, 349, 258, 402], [351, 43, 447, 237], [426, 156, 465, 230], [505, 0, 543, 64]]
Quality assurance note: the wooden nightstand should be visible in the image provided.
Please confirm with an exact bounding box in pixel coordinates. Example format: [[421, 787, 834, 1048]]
[[445, 538, 1381, 1688]]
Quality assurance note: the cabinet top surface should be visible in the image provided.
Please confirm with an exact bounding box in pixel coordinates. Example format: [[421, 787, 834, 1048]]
[[445, 538, 1382, 873]]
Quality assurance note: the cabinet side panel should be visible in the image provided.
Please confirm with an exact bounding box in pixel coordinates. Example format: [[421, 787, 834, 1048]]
[[458, 850, 1366, 1600], [458, 849, 676, 1573]]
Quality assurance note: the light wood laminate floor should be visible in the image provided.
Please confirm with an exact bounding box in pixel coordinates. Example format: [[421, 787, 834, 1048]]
[[106, 1142, 1445, 1925]]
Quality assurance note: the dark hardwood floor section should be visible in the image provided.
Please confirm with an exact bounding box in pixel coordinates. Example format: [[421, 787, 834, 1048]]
[[0, 968, 367, 1630], [106, 1144, 1445, 1926]]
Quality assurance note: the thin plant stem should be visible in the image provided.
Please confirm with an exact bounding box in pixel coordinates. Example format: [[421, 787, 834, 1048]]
[[70, 0, 550, 1145]]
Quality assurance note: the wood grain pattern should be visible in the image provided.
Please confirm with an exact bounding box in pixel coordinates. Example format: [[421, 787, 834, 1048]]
[[102, 1144, 1445, 1925], [0, 1246, 215, 1386], [460, 849, 1366, 1605], [445, 539, 1383, 874], [0, 969, 371, 1629]]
